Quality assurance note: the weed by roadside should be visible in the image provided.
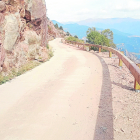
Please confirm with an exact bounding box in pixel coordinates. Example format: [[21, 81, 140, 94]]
[[46, 44, 54, 59], [0, 61, 41, 85], [0, 44, 54, 85]]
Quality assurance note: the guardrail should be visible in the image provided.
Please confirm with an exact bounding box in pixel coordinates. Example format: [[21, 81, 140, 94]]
[[61, 39, 140, 92]]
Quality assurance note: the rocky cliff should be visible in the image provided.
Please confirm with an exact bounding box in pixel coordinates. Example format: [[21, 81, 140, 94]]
[[0, 0, 48, 74], [47, 17, 66, 41]]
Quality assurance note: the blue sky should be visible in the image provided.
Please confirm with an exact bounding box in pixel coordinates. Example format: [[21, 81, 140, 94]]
[[45, 0, 140, 22]]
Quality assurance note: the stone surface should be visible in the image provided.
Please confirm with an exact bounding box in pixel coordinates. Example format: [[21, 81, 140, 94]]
[[4, 13, 19, 51], [47, 17, 66, 41], [0, 1, 6, 12], [0, 0, 48, 73]]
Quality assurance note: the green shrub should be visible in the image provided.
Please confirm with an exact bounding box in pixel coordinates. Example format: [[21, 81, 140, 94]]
[[48, 25, 51, 30], [48, 45, 54, 59], [46, 44, 54, 59], [46, 44, 49, 49], [66, 36, 84, 43]]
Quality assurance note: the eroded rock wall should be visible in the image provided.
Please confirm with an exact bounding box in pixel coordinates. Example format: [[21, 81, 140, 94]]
[[0, 0, 48, 73], [47, 17, 66, 41]]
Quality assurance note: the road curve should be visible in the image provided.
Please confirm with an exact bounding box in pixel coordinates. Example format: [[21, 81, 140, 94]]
[[0, 38, 104, 140]]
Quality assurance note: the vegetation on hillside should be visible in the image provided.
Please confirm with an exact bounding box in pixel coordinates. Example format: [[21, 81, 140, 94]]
[[59, 26, 63, 30], [54, 23, 58, 28], [74, 35, 78, 38], [54, 23, 64, 31], [46, 44, 54, 59], [0, 61, 41, 85], [66, 36, 84, 43], [86, 27, 116, 48], [0, 44, 54, 85], [66, 31, 71, 36]]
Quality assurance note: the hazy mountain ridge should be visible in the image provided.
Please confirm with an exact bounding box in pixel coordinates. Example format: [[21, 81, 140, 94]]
[[77, 18, 140, 36], [52, 19, 140, 54], [52, 20, 102, 39]]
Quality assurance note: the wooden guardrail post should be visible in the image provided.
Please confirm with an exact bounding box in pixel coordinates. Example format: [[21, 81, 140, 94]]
[[83, 45, 85, 50], [134, 64, 140, 92], [99, 47, 101, 53], [109, 51, 112, 58], [119, 51, 124, 68]]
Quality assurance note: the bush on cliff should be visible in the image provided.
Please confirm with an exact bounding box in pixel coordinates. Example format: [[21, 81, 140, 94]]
[[59, 26, 63, 30], [66, 36, 84, 43], [46, 44, 54, 59]]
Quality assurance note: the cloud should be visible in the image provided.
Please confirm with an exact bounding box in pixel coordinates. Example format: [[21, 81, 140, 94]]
[[115, 0, 140, 11], [45, 0, 140, 22]]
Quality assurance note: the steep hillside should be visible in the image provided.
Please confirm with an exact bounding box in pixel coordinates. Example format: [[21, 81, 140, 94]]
[[52, 20, 90, 39], [0, 0, 48, 74], [47, 18, 66, 41]]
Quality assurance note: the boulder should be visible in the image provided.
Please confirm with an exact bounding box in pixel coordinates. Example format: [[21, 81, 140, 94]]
[[31, 0, 46, 20], [3, 13, 20, 51], [0, 1, 6, 12], [0, 0, 48, 73]]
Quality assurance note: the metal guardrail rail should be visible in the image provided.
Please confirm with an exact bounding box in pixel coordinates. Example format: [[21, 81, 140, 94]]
[[61, 39, 140, 92]]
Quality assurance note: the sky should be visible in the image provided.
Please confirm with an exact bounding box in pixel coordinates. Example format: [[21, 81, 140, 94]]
[[45, 0, 140, 22]]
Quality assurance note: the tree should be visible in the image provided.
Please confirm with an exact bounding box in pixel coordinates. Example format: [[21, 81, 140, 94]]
[[86, 27, 96, 35], [86, 28, 116, 48], [101, 29, 113, 40], [66, 31, 71, 36], [87, 31, 101, 44], [59, 26, 63, 30], [54, 23, 58, 28], [101, 29, 116, 48], [74, 35, 78, 38]]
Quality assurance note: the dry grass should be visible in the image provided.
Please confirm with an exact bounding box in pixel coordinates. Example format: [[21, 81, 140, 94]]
[[46, 44, 54, 59], [0, 61, 41, 85]]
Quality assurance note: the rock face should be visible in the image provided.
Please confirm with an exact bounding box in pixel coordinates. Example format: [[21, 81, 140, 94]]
[[0, 1, 6, 12], [47, 17, 66, 41], [0, 0, 48, 73]]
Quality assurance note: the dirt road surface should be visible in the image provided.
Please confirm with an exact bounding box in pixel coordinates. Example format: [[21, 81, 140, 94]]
[[0, 38, 113, 140]]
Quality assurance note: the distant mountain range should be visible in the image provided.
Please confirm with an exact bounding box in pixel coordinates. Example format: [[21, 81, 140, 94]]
[[52, 19, 140, 54], [52, 20, 90, 39], [76, 18, 140, 36]]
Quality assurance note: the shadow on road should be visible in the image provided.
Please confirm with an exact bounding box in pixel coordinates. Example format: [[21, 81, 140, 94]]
[[92, 52, 114, 140]]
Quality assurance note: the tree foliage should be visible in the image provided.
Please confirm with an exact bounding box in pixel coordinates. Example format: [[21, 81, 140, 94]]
[[66, 36, 84, 43], [66, 31, 71, 36], [59, 26, 63, 30], [86, 27, 96, 35], [54, 23, 58, 28], [101, 29, 113, 40], [101, 29, 116, 48], [74, 35, 78, 38], [86, 27, 116, 48]]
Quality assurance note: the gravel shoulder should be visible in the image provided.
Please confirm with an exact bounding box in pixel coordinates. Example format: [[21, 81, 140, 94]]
[[95, 51, 140, 140]]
